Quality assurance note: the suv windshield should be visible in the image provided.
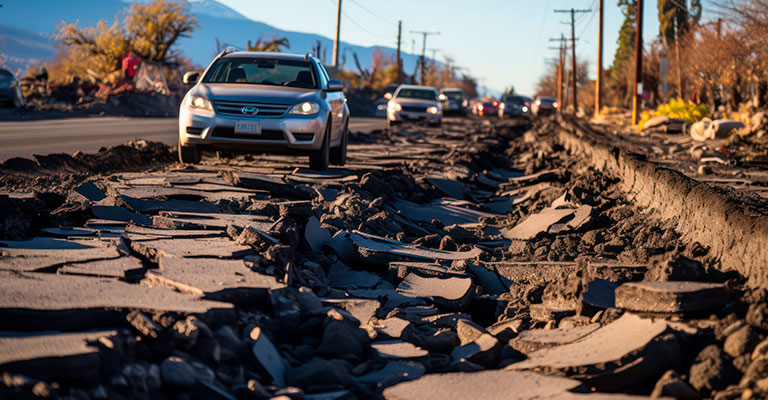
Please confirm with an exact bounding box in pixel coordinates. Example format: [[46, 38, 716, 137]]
[[442, 91, 463, 100], [202, 57, 318, 89], [397, 88, 437, 100]]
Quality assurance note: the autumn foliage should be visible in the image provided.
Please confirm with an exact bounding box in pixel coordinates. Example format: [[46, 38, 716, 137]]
[[52, 0, 197, 83]]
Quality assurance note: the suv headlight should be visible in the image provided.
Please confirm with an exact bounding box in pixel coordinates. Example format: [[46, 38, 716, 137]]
[[188, 96, 213, 112], [427, 106, 439, 114], [289, 102, 319, 115], [389, 102, 402, 112]]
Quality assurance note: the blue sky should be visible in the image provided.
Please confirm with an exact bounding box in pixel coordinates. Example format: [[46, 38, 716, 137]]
[[218, 0, 674, 95]]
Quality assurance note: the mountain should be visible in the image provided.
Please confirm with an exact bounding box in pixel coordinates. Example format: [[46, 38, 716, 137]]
[[0, 25, 57, 74], [0, 0, 420, 78]]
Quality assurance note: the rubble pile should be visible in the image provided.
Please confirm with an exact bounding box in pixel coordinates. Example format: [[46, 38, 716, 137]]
[[1, 117, 767, 400]]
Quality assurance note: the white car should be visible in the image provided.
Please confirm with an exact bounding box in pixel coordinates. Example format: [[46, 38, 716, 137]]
[[387, 85, 442, 127]]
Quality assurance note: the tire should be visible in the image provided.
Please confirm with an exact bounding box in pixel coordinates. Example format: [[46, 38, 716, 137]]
[[309, 122, 330, 171], [179, 144, 201, 164], [330, 122, 348, 166]]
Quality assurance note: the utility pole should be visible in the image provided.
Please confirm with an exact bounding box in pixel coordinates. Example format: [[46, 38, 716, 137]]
[[429, 48, 442, 63], [332, 0, 342, 68], [555, 8, 590, 113], [631, 0, 644, 125], [550, 35, 573, 112], [410, 30, 440, 85], [396, 21, 403, 83], [595, 0, 604, 118]]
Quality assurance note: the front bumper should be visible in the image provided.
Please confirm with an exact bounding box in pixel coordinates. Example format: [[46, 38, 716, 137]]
[[388, 110, 441, 123], [178, 106, 327, 151]]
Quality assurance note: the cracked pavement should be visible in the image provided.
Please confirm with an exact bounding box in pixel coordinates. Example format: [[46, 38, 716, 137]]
[[1, 117, 768, 400]]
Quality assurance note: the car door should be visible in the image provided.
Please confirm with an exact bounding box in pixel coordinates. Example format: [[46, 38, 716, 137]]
[[318, 63, 344, 141]]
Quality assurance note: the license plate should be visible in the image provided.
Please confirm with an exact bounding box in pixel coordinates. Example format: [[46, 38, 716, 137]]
[[234, 121, 261, 134]]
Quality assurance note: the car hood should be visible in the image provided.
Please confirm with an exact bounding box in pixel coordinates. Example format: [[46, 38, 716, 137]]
[[195, 83, 318, 104], [392, 98, 438, 107]]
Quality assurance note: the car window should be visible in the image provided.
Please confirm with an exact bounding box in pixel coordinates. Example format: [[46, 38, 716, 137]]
[[443, 91, 463, 100], [202, 57, 318, 89], [397, 89, 437, 100]]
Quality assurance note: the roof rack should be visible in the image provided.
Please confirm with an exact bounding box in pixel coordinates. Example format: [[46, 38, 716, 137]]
[[304, 52, 315, 61], [218, 46, 240, 57]]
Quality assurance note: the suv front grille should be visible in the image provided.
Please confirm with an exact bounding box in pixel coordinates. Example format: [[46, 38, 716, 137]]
[[211, 127, 285, 141], [402, 106, 428, 113], [213, 100, 291, 117]]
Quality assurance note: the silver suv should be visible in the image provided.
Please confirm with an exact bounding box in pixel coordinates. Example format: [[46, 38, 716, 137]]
[[178, 50, 350, 170]]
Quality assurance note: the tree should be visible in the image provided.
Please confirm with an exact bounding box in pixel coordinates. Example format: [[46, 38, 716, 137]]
[[56, 0, 197, 81], [246, 35, 290, 52], [607, 0, 639, 106], [124, 0, 198, 66], [56, 17, 133, 79], [657, 0, 701, 99]]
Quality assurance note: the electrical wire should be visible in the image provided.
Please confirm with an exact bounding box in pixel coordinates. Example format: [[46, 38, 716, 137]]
[[326, 0, 391, 40], [532, 0, 552, 66], [577, 0, 599, 39], [347, 0, 397, 26]]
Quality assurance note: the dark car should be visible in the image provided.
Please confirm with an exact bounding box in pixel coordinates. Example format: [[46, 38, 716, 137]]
[[532, 96, 559, 116], [0, 68, 23, 108], [438, 87, 468, 115], [383, 83, 401, 101], [499, 95, 532, 119], [473, 100, 500, 117]]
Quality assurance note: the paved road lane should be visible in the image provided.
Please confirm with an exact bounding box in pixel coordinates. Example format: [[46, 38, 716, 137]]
[[0, 117, 386, 161]]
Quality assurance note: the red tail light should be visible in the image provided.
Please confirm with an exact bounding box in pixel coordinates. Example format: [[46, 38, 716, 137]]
[[553, 102, 559, 108], [492, 101, 498, 106], [477, 104, 484, 111]]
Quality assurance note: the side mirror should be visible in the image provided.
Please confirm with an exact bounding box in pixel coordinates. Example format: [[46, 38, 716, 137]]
[[384, 92, 393, 100], [327, 80, 343, 92], [438, 94, 447, 101], [183, 71, 201, 85]]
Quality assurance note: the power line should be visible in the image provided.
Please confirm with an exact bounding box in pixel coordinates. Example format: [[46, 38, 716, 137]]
[[577, 0, 599, 39], [326, 0, 389, 40], [347, 0, 397, 26], [555, 8, 591, 112]]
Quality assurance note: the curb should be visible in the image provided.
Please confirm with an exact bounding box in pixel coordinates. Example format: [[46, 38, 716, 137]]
[[554, 115, 768, 287]]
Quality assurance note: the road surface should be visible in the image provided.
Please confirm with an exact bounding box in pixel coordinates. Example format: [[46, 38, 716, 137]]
[[0, 117, 387, 161]]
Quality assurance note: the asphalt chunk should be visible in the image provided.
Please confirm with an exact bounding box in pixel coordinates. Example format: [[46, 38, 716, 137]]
[[615, 281, 728, 314], [0, 270, 235, 331]]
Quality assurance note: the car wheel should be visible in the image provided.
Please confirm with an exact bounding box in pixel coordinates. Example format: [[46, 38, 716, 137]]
[[309, 122, 330, 171], [179, 144, 201, 164], [330, 122, 348, 166]]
